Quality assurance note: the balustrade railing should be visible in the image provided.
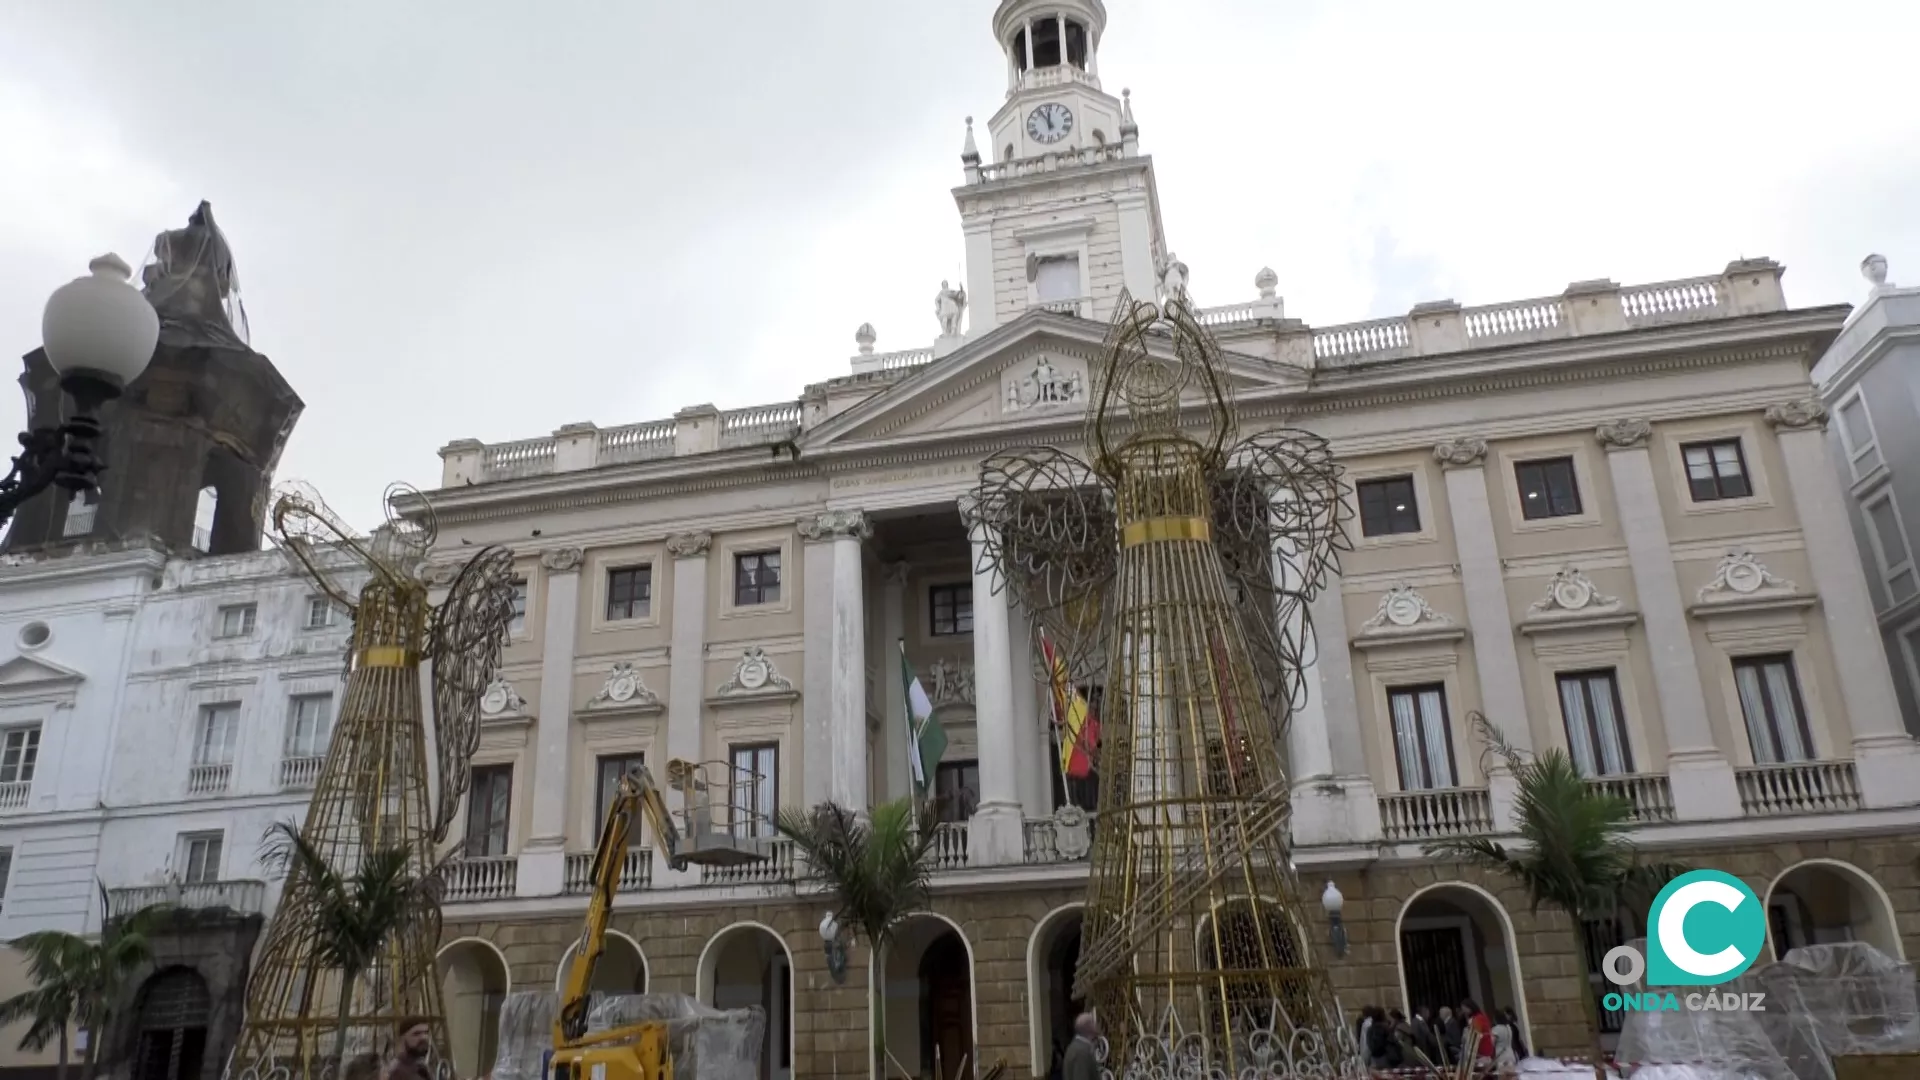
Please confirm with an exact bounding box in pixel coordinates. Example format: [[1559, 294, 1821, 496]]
[[1736, 761, 1862, 817], [719, 403, 802, 449], [0, 780, 28, 811], [108, 879, 266, 917], [1463, 297, 1567, 343], [1621, 277, 1723, 324], [599, 419, 676, 465], [187, 763, 231, 796], [701, 837, 795, 887], [482, 437, 556, 481], [1378, 787, 1495, 842], [1586, 774, 1676, 823], [444, 856, 518, 901], [563, 848, 653, 894], [972, 142, 1127, 183], [926, 822, 969, 870], [1315, 318, 1412, 363], [279, 755, 324, 790], [1034, 296, 1092, 318]]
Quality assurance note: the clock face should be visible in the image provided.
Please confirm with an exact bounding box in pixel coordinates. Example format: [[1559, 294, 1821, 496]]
[[1026, 102, 1074, 144]]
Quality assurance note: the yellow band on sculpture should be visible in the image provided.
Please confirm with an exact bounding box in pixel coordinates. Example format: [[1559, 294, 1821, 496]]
[[358, 646, 416, 669], [1121, 516, 1213, 548]]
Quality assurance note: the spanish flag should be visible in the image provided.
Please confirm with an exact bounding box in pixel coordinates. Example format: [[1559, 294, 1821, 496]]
[[1039, 631, 1100, 780]]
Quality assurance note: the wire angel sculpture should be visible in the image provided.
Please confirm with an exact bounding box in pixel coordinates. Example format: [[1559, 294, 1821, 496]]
[[226, 482, 518, 1080], [966, 292, 1366, 1079]]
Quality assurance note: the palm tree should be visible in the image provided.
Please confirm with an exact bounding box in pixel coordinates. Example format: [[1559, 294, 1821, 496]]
[[0, 883, 166, 1080], [261, 821, 447, 1074], [1424, 713, 1684, 1080], [776, 797, 944, 1080]]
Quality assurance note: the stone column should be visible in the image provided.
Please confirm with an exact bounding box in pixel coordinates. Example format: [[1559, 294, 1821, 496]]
[[520, 545, 583, 897], [1767, 399, 1920, 808], [880, 562, 911, 803], [964, 502, 1025, 865], [1007, 601, 1049, 819], [660, 531, 712, 884], [800, 510, 872, 811], [1290, 568, 1382, 846], [1434, 438, 1530, 830], [1595, 420, 1741, 820]]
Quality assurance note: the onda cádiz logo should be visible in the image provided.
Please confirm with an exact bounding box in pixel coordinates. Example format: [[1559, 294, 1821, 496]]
[[1600, 870, 1770, 1015]]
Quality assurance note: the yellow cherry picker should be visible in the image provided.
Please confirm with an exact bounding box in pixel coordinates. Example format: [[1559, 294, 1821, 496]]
[[546, 759, 772, 1080]]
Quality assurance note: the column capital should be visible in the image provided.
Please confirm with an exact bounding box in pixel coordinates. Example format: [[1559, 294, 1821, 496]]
[[882, 560, 911, 587], [797, 509, 871, 543], [1594, 418, 1653, 451], [539, 547, 584, 573], [1432, 436, 1489, 469], [665, 531, 712, 559], [1763, 398, 1829, 432]]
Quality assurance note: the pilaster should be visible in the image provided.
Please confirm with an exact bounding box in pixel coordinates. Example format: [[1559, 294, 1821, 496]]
[[799, 510, 872, 811], [1290, 566, 1381, 847], [1594, 419, 1740, 820], [661, 530, 712, 885], [1767, 400, 1920, 808], [964, 501, 1025, 865], [521, 545, 583, 898], [1113, 190, 1159, 304], [964, 221, 998, 339]]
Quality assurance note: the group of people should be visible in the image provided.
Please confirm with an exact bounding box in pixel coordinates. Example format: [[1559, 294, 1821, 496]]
[[1356, 1000, 1529, 1076]]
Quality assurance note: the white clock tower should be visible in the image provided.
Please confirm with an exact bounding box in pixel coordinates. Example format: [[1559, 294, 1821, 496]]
[[956, 0, 1168, 336]]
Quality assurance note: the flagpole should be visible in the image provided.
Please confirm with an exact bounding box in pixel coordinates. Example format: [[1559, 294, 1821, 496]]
[[1040, 628, 1073, 807]]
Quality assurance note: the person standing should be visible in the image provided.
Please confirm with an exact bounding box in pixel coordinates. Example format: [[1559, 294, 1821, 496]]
[[1061, 1012, 1102, 1080], [384, 1017, 435, 1080]]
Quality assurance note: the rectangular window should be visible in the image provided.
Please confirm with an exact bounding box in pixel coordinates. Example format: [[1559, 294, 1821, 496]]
[[1863, 494, 1918, 603], [1733, 655, 1814, 765], [1034, 255, 1081, 304], [934, 760, 980, 824], [509, 579, 528, 636], [1837, 395, 1882, 478], [217, 604, 258, 638], [605, 566, 653, 622], [285, 694, 334, 759], [1556, 670, 1634, 777], [465, 765, 513, 857], [730, 744, 778, 839], [195, 704, 240, 766], [1515, 457, 1583, 520], [595, 753, 647, 843], [179, 832, 224, 884], [1680, 439, 1752, 502], [733, 551, 781, 607], [928, 584, 973, 637], [305, 596, 335, 630], [1387, 685, 1457, 789], [0, 848, 11, 908], [1356, 475, 1422, 537], [0, 727, 40, 785]]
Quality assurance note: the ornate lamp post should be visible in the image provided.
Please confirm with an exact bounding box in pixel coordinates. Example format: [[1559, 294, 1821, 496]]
[[0, 254, 158, 527], [1322, 880, 1349, 958]]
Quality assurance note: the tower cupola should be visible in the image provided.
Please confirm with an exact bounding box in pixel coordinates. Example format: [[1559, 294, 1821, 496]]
[[994, 0, 1106, 94]]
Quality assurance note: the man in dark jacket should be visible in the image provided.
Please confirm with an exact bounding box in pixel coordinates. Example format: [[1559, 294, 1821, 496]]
[[1061, 1013, 1101, 1080]]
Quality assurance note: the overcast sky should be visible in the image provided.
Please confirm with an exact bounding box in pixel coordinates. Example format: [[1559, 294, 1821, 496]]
[[3, 1, 1914, 531]]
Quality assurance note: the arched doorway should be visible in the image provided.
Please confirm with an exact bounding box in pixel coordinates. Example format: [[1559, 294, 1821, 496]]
[[1027, 906, 1084, 1080], [1396, 885, 1528, 1041], [1194, 898, 1307, 1037], [554, 931, 649, 994], [1767, 860, 1905, 960], [436, 939, 509, 1079], [131, 968, 211, 1080], [884, 914, 976, 1080], [698, 924, 792, 1080]]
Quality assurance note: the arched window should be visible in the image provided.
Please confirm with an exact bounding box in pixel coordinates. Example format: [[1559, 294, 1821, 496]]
[[193, 486, 217, 551], [132, 967, 212, 1080]]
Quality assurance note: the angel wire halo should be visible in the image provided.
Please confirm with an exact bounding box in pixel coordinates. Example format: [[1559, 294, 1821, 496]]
[[227, 483, 519, 1080], [966, 291, 1364, 1079]]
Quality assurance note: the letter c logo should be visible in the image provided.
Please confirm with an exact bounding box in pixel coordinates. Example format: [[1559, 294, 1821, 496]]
[[1645, 870, 1766, 987]]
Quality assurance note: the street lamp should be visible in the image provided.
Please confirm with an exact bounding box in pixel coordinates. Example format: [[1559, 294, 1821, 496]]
[[1321, 880, 1349, 959], [0, 254, 158, 528], [820, 911, 849, 984]]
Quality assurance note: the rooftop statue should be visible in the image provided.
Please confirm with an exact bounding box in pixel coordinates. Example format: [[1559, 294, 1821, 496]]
[[935, 279, 968, 337], [142, 199, 251, 350]]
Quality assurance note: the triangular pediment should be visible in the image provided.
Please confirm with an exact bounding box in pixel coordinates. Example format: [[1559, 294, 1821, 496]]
[[0, 652, 86, 693], [803, 309, 1301, 453]]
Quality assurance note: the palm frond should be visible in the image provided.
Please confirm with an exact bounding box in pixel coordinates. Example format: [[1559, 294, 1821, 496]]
[[779, 797, 945, 950]]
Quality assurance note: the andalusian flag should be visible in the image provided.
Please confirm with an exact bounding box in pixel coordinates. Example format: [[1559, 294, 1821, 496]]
[[900, 640, 946, 794], [1040, 631, 1100, 779]]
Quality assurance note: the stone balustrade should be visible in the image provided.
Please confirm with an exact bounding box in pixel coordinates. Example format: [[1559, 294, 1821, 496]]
[[108, 879, 266, 917], [438, 260, 1788, 486], [445, 855, 518, 901], [562, 848, 652, 894], [0, 780, 28, 812], [969, 141, 1129, 184], [1586, 773, 1677, 824], [279, 755, 324, 790], [187, 762, 231, 796], [1735, 761, 1863, 816]]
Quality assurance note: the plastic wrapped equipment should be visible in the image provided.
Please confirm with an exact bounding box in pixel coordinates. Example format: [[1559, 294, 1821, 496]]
[[488, 990, 765, 1080]]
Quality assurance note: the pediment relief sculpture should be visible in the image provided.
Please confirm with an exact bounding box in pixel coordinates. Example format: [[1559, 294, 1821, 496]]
[[587, 661, 661, 711], [1691, 548, 1810, 619], [1004, 355, 1086, 412], [1526, 565, 1624, 618], [716, 646, 797, 698], [925, 657, 975, 708], [478, 676, 528, 719], [1354, 583, 1461, 646]]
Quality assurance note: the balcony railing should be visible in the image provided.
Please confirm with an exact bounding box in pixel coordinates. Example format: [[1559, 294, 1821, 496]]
[[187, 763, 232, 796], [1736, 761, 1863, 817], [1586, 774, 1676, 824], [700, 837, 794, 887], [108, 879, 265, 918], [563, 848, 653, 894], [925, 822, 969, 871], [1379, 787, 1496, 842], [0, 780, 29, 811], [444, 856, 518, 901], [279, 755, 324, 790]]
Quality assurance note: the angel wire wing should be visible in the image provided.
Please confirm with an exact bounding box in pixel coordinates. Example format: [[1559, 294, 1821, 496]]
[[268, 481, 387, 610], [1210, 428, 1353, 723], [425, 545, 519, 845], [968, 447, 1118, 690]]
